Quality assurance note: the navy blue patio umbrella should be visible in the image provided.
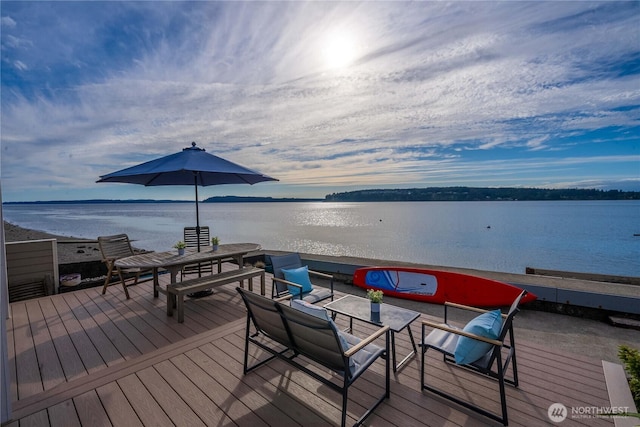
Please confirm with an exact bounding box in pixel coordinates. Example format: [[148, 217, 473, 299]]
[[97, 142, 278, 249]]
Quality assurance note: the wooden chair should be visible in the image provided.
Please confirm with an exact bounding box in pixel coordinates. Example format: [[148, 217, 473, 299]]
[[98, 234, 151, 299], [181, 226, 214, 279], [268, 253, 334, 303], [420, 290, 528, 426]]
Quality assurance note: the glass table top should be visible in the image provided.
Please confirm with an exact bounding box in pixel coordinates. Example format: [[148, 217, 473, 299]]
[[324, 295, 420, 332]]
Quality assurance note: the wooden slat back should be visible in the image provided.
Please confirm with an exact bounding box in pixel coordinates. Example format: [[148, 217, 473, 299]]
[[183, 226, 210, 249], [98, 234, 135, 261]]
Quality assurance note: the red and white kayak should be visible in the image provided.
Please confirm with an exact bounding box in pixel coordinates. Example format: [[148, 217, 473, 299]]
[[353, 266, 536, 306]]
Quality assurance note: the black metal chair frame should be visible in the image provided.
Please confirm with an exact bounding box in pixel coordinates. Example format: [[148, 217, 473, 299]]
[[237, 287, 390, 427], [420, 290, 527, 426], [268, 253, 335, 303]]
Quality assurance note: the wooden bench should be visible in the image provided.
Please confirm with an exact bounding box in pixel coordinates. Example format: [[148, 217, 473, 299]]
[[167, 267, 265, 323]]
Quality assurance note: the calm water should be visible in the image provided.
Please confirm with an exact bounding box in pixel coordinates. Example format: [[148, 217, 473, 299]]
[[3, 201, 639, 277]]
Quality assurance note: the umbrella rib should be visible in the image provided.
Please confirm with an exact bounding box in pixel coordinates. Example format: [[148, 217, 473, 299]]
[[144, 173, 164, 186]]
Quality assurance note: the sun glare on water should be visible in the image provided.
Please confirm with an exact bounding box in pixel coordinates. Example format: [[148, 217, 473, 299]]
[[323, 30, 357, 69]]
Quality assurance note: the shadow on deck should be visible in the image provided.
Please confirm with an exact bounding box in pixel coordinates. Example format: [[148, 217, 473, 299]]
[[5, 263, 618, 426]]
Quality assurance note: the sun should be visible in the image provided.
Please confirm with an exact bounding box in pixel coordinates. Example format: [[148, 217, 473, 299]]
[[323, 30, 357, 69]]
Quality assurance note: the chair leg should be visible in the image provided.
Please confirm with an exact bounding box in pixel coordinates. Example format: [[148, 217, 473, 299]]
[[508, 325, 519, 387], [496, 352, 509, 426], [102, 264, 114, 295], [341, 381, 348, 427], [117, 269, 130, 299], [421, 344, 509, 425]]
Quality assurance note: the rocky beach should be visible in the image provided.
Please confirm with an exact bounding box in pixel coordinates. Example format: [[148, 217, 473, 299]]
[[5, 221, 115, 264]]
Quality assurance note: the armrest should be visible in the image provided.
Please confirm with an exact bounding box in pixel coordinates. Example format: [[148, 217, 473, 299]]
[[444, 301, 508, 319], [308, 269, 334, 292], [272, 277, 303, 289], [344, 325, 390, 357], [421, 320, 502, 346], [308, 269, 333, 280], [445, 301, 490, 315]]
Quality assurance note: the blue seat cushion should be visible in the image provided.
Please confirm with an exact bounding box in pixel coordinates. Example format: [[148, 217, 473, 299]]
[[290, 298, 330, 320], [282, 266, 313, 296], [454, 309, 503, 365]]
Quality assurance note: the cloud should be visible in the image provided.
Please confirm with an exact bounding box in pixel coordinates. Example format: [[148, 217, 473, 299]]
[[1, 1, 639, 201]]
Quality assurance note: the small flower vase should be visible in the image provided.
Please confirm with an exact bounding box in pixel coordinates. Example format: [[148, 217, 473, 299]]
[[370, 301, 381, 313], [178, 248, 185, 256], [212, 245, 219, 252]]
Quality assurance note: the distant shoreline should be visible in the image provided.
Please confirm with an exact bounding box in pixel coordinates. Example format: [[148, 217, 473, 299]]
[[4, 186, 639, 204]]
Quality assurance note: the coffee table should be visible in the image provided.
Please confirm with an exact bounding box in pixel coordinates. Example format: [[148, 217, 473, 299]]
[[324, 294, 420, 372]]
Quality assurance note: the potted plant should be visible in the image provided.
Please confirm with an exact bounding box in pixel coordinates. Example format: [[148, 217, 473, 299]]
[[173, 241, 186, 255], [211, 236, 220, 251], [367, 289, 384, 313]]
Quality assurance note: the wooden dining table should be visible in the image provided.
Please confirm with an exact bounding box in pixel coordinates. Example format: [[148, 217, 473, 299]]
[[115, 243, 261, 297]]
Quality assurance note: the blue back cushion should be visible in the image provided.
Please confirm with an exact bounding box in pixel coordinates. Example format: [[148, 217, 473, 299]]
[[454, 309, 503, 364], [282, 266, 313, 296]]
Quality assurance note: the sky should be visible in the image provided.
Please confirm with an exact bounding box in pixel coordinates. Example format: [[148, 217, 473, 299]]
[[1, 1, 639, 202]]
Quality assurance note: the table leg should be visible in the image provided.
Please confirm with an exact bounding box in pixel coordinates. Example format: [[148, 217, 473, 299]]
[[234, 254, 244, 288], [166, 267, 180, 316], [153, 267, 159, 298], [392, 325, 418, 372]]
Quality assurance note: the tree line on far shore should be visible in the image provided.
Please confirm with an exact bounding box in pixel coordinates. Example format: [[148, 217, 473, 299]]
[[324, 187, 640, 202]]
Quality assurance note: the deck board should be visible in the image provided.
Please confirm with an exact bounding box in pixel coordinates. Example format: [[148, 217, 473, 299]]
[[136, 366, 207, 427], [174, 350, 267, 426], [117, 373, 174, 427], [74, 389, 112, 427], [38, 297, 87, 382], [6, 313, 18, 403], [5, 263, 618, 426], [25, 299, 65, 391], [155, 359, 234, 425], [48, 400, 81, 427], [73, 290, 143, 361], [64, 292, 125, 367], [95, 382, 143, 427], [50, 295, 107, 374], [11, 302, 44, 400]]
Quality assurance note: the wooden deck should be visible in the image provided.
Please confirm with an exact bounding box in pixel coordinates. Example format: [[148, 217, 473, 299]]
[[4, 263, 616, 426]]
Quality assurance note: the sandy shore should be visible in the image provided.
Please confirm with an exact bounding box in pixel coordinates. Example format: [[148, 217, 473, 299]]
[[4, 221, 104, 264]]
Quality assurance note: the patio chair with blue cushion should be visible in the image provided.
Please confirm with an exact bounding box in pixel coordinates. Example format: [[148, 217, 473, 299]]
[[420, 290, 528, 426], [268, 253, 334, 303]]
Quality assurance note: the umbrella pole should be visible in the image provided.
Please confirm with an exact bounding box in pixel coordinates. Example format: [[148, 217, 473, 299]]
[[194, 176, 201, 252], [189, 177, 212, 297]]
